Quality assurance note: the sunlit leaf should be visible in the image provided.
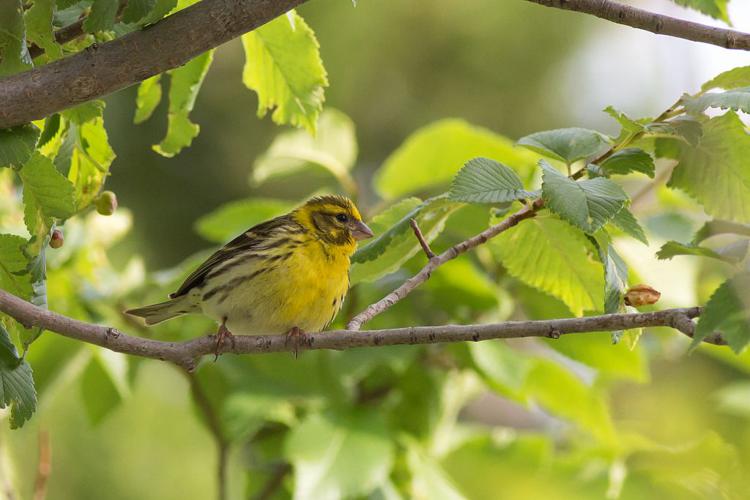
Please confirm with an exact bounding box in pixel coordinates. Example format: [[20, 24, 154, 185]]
[[68, 116, 116, 209], [0, 234, 31, 299], [448, 157, 533, 203], [518, 128, 610, 165], [668, 112, 750, 222], [0, 124, 40, 168], [694, 273, 750, 353], [599, 148, 654, 178], [693, 220, 750, 244], [241, 10, 328, 133], [25, 0, 62, 59], [656, 240, 745, 264], [609, 206, 648, 245], [19, 152, 76, 235], [133, 75, 162, 124], [683, 87, 750, 115], [0, 323, 36, 429], [83, 0, 119, 33], [671, 0, 729, 24], [375, 119, 538, 200], [702, 66, 750, 91], [0, 0, 32, 76]]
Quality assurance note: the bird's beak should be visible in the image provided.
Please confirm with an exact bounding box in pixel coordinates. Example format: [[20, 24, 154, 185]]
[[350, 220, 374, 241]]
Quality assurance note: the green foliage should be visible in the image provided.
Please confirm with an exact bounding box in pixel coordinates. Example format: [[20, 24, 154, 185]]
[[241, 10, 328, 133], [668, 112, 750, 222], [656, 240, 744, 264], [80, 350, 129, 424], [0, 234, 31, 299], [251, 109, 357, 194], [491, 213, 604, 315], [694, 273, 750, 353], [599, 148, 655, 178], [153, 50, 214, 157], [84, 0, 120, 33], [133, 75, 162, 124], [448, 157, 533, 203], [672, 0, 730, 23], [375, 119, 537, 200], [610, 207, 648, 245], [0, 0, 31, 76], [0, 324, 36, 428], [195, 198, 294, 243], [0, 124, 40, 168], [518, 128, 610, 165], [19, 152, 76, 236], [702, 66, 750, 91], [122, 0, 157, 24], [682, 87, 750, 115], [25, 0, 62, 59], [541, 160, 628, 233]]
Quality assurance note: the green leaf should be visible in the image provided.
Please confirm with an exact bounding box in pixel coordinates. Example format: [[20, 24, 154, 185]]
[[540, 161, 628, 233], [490, 214, 604, 316], [599, 148, 655, 178], [672, 0, 729, 24], [517, 128, 610, 165], [122, 0, 156, 24], [548, 332, 648, 382], [702, 66, 750, 91], [25, 0, 62, 59], [241, 10, 327, 133], [448, 157, 533, 203], [0, 324, 36, 429], [351, 197, 462, 284], [0, 234, 31, 299], [694, 272, 750, 353], [469, 341, 533, 398], [153, 50, 214, 157], [683, 87, 750, 115], [251, 109, 357, 193], [63, 100, 105, 126], [139, 0, 177, 25], [604, 106, 645, 143], [610, 206, 648, 245], [646, 117, 703, 147], [375, 119, 538, 200], [407, 442, 467, 500], [195, 198, 294, 244], [22, 230, 50, 348], [656, 240, 745, 264], [668, 112, 750, 222], [693, 219, 750, 244], [80, 350, 129, 424], [599, 242, 628, 315], [0, 0, 32, 76], [0, 124, 40, 168], [83, 0, 119, 33], [37, 114, 61, 149], [19, 152, 76, 235], [68, 116, 116, 209], [133, 75, 162, 124], [284, 411, 394, 500]]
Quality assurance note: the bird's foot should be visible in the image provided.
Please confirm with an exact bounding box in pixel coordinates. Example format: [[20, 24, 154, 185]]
[[284, 326, 307, 358], [213, 320, 235, 361]]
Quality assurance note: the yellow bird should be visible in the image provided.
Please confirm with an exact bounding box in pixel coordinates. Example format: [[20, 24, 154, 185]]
[[126, 195, 373, 353]]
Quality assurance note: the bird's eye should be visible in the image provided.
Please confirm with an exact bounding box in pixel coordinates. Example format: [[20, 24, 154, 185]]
[[335, 213, 348, 223]]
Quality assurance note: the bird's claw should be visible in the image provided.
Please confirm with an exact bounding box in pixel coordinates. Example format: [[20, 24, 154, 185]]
[[213, 322, 235, 361], [284, 326, 307, 358]]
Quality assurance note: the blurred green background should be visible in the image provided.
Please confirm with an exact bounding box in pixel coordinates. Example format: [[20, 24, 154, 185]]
[[2, 0, 750, 499]]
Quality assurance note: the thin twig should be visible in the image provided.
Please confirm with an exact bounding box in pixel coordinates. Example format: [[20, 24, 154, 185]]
[[32, 431, 51, 500], [0, 290, 720, 372], [253, 463, 291, 500], [186, 372, 229, 500], [524, 0, 750, 51], [410, 218, 436, 259]]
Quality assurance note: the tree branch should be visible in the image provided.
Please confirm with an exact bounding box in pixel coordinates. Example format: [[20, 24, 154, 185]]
[[0, 0, 306, 129], [0, 289, 720, 372], [347, 200, 542, 330], [524, 0, 750, 51]]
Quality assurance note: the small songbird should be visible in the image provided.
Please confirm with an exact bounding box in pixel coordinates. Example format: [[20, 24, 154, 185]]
[[126, 195, 373, 354]]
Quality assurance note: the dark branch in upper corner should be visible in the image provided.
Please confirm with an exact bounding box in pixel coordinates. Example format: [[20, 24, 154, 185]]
[[0, 288, 719, 373], [0, 0, 307, 129], [525, 0, 750, 51]]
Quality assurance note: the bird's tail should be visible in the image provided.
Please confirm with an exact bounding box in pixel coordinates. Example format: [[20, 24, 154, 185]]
[[125, 296, 192, 325]]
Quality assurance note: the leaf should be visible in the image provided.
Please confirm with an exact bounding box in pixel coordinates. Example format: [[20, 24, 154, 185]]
[[540, 160, 628, 233], [133, 75, 162, 124], [599, 148, 655, 178], [610, 206, 648, 245], [702, 66, 750, 91], [600, 242, 628, 315], [657, 240, 744, 264], [647, 117, 704, 147], [153, 50, 214, 157], [83, 0, 119, 33], [407, 442, 467, 500], [139, 0, 177, 25], [63, 100, 105, 126], [668, 112, 750, 222], [195, 198, 294, 244], [241, 10, 328, 133], [604, 106, 644, 143], [0, 234, 31, 299], [490, 214, 604, 316], [284, 411, 394, 500], [517, 128, 610, 164], [548, 332, 648, 382], [122, 0, 156, 24], [67, 116, 116, 209], [19, 152, 76, 235], [0, 0, 32, 76], [694, 272, 750, 353], [469, 341, 533, 398], [693, 219, 750, 244], [375, 119, 538, 200], [683, 87, 750, 115], [448, 157, 533, 203], [0, 124, 40, 168], [22, 231, 50, 348], [80, 350, 129, 424], [671, 0, 730, 24], [37, 114, 61, 149], [25, 0, 62, 59], [251, 109, 357, 193], [351, 197, 462, 284], [0, 323, 36, 429]]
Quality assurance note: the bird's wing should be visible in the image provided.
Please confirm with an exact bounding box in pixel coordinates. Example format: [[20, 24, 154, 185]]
[[170, 214, 303, 298]]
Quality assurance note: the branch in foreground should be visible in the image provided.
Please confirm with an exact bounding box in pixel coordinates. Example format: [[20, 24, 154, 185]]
[[0, 0, 305, 129], [0, 289, 719, 372], [525, 0, 750, 51], [348, 201, 542, 330]]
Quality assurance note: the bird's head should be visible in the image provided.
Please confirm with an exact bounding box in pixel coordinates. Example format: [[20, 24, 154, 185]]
[[294, 195, 374, 249]]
